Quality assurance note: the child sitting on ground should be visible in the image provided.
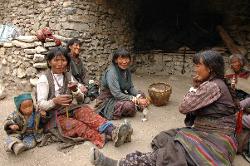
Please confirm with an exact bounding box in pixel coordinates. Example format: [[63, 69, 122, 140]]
[[4, 93, 43, 155]]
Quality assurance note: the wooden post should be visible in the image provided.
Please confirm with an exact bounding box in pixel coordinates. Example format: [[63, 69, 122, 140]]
[[216, 25, 241, 54]]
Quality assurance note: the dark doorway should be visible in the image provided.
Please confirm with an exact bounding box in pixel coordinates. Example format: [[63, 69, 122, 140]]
[[133, 0, 230, 51]]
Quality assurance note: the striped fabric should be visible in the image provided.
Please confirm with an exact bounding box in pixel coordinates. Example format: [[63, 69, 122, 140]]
[[175, 128, 237, 166]]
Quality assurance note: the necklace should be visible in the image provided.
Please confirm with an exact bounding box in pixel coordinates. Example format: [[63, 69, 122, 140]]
[[51, 72, 64, 94]]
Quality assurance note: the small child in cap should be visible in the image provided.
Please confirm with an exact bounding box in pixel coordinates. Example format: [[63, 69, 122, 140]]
[[4, 93, 43, 155]]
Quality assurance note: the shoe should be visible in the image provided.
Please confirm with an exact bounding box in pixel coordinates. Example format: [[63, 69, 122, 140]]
[[112, 123, 130, 147], [13, 142, 26, 155], [90, 147, 118, 166], [243, 152, 250, 163], [124, 120, 133, 143]]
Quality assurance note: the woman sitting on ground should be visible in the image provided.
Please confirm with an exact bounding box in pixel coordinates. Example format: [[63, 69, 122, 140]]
[[225, 54, 250, 160], [91, 50, 238, 166], [95, 48, 149, 120], [36, 46, 132, 148], [67, 38, 99, 101], [225, 53, 250, 99]]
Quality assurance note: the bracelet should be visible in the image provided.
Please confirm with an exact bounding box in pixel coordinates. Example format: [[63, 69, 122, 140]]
[[131, 96, 137, 103], [71, 88, 81, 96]]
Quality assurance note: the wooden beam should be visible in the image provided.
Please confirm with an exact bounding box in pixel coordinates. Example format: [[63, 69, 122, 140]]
[[216, 25, 247, 55]]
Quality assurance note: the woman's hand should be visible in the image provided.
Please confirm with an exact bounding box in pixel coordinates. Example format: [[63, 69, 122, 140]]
[[192, 75, 203, 88], [68, 82, 78, 92], [94, 80, 99, 86], [137, 98, 150, 108], [52, 95, 72, 106], [231, 76, 237, 89], [9, 124, 19, 131], [80, 85, 88, 94]]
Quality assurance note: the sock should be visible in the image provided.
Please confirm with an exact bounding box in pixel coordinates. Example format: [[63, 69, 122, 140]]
[[105, 125, 115, 137]]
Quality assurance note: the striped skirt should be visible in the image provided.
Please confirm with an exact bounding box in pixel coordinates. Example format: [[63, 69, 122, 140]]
[[175, 128, 238, 166]]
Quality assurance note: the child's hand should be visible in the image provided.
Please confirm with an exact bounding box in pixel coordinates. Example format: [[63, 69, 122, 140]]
[[9, 124, 19, 131]]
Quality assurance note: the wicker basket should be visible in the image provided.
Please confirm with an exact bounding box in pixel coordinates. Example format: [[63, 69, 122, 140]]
[[148, 82, 172, 106]]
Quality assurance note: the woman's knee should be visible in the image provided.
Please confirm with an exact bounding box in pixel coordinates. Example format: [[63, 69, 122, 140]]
[[123, 101, 136, 116]]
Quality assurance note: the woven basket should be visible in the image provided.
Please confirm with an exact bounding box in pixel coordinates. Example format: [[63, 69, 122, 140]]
[[148, 82, 172, 106]]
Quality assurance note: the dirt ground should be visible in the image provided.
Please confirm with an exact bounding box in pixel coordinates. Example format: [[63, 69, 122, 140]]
[[0, 74, 248, 166]]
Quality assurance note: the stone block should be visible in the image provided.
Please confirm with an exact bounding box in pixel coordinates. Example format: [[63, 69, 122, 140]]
[[2, 59, 7, 65], [13, 50, 20, 55], [26, 67, 37, 77], [0, 47, 5, 57], [44, 7, 52, 13], [63, 1, 73, 7], [67, 15, 88, 23], [34, 41, 43, 46], [24, 49, 37, 54], [17, 68, 26, 78], [33, 62, 47, 69], [61, 22, 89, 32], [35, 46, 47, 53], [21, 62, 31, 68], [16, 35, 37, 43], [59, 30, 80, 38], [0, 80, 6, 100], [4, 66, 10, 75], [3, 42, 13, 47], [32, 22, 40, 31], [33, 54, 45, 62], [12, 40, 36, 48], [49, 22, 62, 31], [44, 42, 56, 48], [63, 7, 77, 15], [53, 35, 70, 41]]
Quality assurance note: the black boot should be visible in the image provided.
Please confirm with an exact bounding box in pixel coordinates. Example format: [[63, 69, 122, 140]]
[[90, 148, 118, 166]]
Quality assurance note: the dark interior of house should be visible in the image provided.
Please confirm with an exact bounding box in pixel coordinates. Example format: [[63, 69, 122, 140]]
[[133, 0, 250, 52]]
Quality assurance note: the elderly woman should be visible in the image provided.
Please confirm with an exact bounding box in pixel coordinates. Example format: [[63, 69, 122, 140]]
[[225, 53, 250, 97], [91, 50, 238, 166], [36, 47, 132, 148], [67, 38, 99, 101], [225, 55, 250, 160], [95, 48, 149, 120]]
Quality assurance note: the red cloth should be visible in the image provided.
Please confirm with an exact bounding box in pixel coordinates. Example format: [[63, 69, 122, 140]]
[[58, 105, 107, 148], [236, 110, 244, 134], [225, 71, 250, 79]]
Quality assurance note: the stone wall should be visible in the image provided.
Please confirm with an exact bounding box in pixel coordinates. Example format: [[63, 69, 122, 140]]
[[0, 36, 70, 91], [0, 0, 135, 91], [1, 0, 250, 91], [133, 49, 231, 76]]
